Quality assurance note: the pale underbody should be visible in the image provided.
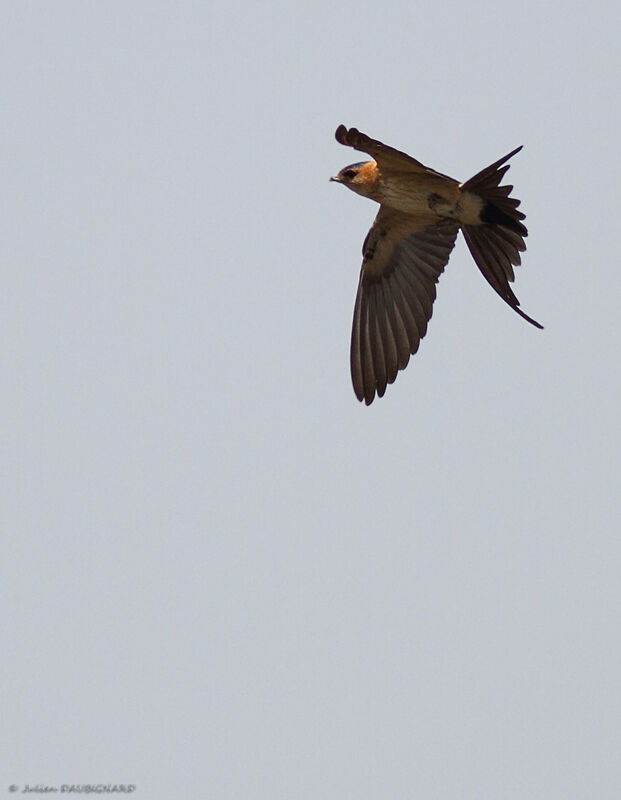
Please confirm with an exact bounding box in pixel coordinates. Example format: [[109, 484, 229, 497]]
[[349, 163, 484, 225]]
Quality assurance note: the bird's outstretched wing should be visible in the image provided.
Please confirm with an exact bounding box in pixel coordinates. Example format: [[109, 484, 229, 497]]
[[335, 125, 456, 181], [351, 211, 460, 404]]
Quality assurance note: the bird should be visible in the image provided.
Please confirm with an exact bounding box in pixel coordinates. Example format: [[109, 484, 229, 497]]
[[331, 124, 542, 405]]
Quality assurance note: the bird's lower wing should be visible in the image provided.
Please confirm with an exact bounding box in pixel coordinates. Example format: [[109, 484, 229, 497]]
[[351, 212, 459, 404]]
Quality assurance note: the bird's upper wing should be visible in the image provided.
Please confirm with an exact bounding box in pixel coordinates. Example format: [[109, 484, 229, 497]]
[[335, 125, 456, 181], [351, 209, 460, 404]]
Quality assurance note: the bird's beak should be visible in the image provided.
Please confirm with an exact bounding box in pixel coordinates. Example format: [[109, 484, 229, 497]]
[[330, 175, 340, 182]]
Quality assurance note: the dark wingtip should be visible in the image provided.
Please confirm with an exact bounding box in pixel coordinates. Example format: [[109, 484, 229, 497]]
[[335, 125, 362, 146], [335, 124, 348, 143]]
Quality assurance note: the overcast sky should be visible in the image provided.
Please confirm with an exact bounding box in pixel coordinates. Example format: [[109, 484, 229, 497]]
[[3, 1, 621, 798]]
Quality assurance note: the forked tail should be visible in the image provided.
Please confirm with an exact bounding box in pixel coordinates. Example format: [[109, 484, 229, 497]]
[[461, 147, 542, 329]]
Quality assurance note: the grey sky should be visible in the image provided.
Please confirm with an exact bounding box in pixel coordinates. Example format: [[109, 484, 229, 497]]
[[3, 1, 621, 798]]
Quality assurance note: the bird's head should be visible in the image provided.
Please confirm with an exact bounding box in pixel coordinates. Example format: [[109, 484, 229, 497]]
[[330, 161, 379, 199]]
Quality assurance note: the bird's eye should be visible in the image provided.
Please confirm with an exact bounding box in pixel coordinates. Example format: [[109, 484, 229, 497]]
[[342, 169, 357, 180]]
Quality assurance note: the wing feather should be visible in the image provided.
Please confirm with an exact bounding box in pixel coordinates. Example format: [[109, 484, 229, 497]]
[[381, 280, 410, 370], [389, 273, 423, 350], [376, 281, 399, 384], [367, 288, 387, 398], [391, 268, 427, 335]]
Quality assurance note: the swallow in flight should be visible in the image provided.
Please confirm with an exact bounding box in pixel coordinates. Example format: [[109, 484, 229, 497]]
[[331, 125, 542, 405]]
